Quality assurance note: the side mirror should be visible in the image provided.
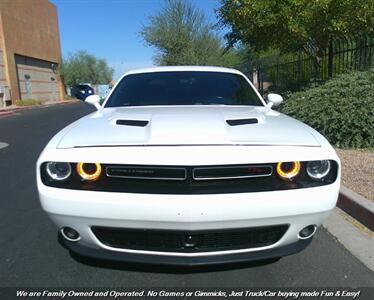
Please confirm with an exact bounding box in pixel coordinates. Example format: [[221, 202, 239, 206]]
[[85, 95, 101, 110], [266, 93, 283, 108]]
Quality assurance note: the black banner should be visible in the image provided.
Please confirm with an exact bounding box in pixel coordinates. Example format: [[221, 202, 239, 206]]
[[0, 287, 373, 300]]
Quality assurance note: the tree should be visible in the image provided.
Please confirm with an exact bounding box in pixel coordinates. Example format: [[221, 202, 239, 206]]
[[60, 51, 114, 86], [218, 0, 374, 71], [140, 0, 240, 67]]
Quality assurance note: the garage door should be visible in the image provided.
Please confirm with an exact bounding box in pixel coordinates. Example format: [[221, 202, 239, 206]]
[[15, 54, 59, 101]]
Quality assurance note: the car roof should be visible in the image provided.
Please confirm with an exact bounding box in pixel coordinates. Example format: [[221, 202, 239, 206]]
[[73, 84, 91, 87], [122, 66, 243, 76]]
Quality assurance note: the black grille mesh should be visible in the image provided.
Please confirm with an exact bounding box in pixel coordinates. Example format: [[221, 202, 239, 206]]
[[91, 225, 288, 253]]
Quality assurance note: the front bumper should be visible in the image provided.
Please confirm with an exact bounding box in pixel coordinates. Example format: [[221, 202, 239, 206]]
[[62, 235, 312, 266], [38, 178, 339, 265]]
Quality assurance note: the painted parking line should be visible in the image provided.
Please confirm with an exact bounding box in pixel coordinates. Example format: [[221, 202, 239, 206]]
[[0, 142, 9, 149]]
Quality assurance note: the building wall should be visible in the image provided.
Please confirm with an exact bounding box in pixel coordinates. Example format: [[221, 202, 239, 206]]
[[0, 19, 11, 107], [0, 0, 64, 104], [0, 27, 5, 84], [16, 55, 60, 101]]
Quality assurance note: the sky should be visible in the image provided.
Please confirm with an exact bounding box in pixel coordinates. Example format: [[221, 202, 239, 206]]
[[50, 0, 224, 79]]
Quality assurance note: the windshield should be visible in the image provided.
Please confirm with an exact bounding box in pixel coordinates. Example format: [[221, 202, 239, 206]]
[[74, 85, 90, 90], [105, 71, 263, 107]]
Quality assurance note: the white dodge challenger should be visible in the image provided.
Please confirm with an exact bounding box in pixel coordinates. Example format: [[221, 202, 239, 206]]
[[37, 66, 340, 265]]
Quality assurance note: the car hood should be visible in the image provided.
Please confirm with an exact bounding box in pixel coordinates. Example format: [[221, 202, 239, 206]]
[[57, 106, 320, 148]]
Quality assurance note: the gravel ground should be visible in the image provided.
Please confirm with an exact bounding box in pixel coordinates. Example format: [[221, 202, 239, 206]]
[[335, 148, 374, 201]]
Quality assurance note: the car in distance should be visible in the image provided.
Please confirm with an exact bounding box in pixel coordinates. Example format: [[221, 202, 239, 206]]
[[37, 66, 340, 266], [70, 84, 94, 101]]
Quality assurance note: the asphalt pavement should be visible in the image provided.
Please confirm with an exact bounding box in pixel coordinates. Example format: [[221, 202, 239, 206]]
[[0, 102, 373, 287]]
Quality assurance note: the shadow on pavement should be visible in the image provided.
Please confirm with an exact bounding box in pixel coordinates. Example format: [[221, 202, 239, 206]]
[[68, 248, 280, 274]]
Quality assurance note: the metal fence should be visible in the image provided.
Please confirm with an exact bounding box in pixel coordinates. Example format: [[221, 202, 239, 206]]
[[252, 35, 374, 94]]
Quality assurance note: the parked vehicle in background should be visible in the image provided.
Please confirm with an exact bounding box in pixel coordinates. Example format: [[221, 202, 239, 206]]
[[71, 84, 94, 100]]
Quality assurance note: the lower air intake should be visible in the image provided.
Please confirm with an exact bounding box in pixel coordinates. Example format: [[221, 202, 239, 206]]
[[91, 225, 288, 253]]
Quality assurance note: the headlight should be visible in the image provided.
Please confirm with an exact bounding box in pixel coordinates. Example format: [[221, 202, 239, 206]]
[[76, 162, 102, 181], [45, 162, 71, 181], [276, 161, 301, 180], [306, 160, 331, 180]]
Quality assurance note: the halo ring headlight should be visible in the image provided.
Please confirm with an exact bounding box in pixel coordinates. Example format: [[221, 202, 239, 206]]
[[276, 161, 301, 180], [306, 160, 331, 180], [76, 162, 102, 181], [46, 162, 71, 181]]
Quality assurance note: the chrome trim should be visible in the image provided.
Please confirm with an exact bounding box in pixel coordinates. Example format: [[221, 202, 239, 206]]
[[297, 225, 317, 240], [60, 228, 81, 242], [89, 225, 287, 257], [106, 166, 187, 181], [192, 165, 273, 181]]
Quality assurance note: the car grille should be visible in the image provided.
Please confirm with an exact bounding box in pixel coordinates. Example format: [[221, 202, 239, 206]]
[[100, 164, 279, 194], [91, 225, 288, 253], [41, 162, 339, 194], [106, 166, 187, 180], [106, 165, 272, 181]]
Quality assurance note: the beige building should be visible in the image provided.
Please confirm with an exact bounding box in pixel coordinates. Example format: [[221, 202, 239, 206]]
[[0, 0, 64, 106]]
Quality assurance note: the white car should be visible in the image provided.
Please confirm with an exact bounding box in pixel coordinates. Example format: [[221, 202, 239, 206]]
[[37, 66, 340, 265]]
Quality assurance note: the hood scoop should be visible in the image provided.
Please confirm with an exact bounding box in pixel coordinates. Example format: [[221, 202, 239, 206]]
[[116, 119, 149, 127], [226, 118, 258, 126], [56, 106, 321, 148]]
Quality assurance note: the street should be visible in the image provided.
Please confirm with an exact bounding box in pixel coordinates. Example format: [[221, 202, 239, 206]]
[[0, 102, 373, 287]]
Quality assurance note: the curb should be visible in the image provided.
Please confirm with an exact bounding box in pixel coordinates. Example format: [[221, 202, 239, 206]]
[[337, 185, 374, 231], [0, 100, 78, 117], [0, 110, 14, 117]]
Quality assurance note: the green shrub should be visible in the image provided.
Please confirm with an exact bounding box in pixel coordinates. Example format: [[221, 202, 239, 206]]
[[281, 69, 374, 148], [16, 99, 44, 106]]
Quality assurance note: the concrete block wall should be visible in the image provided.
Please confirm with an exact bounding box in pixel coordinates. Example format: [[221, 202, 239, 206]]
[[16, 55, 59, 101]]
